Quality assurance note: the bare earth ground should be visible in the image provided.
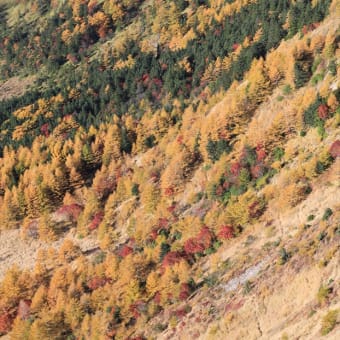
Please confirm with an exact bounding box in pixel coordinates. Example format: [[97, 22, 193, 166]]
[[0, 228, 99, 281], [0, 76, 35, 101]]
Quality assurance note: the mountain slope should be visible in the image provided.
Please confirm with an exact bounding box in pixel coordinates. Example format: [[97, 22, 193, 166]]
[[0, 0, 339, 339]]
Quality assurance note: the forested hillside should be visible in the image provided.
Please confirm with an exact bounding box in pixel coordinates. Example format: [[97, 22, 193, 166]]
[[0, 0, 339, 339]]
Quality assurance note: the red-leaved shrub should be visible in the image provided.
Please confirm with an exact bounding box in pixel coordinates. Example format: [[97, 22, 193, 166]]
[[88, 211, 104, 231], [57, 204, 83, 221], [250, 164, 264, 179], [158, 218, 169, 229], [154, 292, 161, 304], [0, 312, 13, 335], [318, 104, 329, 120], [117, 245, 133, 258], [179, 283, 191, 301], [218, 225, 234, 240], [87, 277, 108, 291], [256, 146, 267, 162], [162, 251, 182, 268], [232, 43, 240, 51], [167, 204, 176, 214], [230, 162, 242, 176], [184, 238, 205, 254], [174, 307, 189, 318], [329, 140, 340, 158], [40, 123, 50, 137], [164, 187, 175, 196], [184, 227, 214, 255]]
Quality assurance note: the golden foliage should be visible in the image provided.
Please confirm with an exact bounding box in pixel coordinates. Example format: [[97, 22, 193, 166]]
[[58, 240, 81, 263], [113, 54, 135, 70]]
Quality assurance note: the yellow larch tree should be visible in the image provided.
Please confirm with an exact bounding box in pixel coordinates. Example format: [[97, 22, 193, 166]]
[[102, 124, 121, 166]]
